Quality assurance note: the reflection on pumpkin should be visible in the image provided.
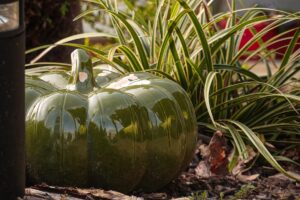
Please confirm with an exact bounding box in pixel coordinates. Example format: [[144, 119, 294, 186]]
[[25, 49, 197, 193]]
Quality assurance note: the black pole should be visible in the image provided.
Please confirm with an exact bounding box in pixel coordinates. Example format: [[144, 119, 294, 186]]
[[0, 0, 25, 199]]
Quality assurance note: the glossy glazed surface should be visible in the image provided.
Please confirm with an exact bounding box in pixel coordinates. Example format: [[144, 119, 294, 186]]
[[25, 49, 197, 193]]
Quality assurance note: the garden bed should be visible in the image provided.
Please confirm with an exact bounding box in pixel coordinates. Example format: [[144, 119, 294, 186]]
[[24, 173, 300, 200], [22, 1, 300, 199], [23, 133, 300, 200]]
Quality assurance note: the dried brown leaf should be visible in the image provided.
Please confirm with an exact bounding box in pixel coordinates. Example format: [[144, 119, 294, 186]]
[[269, 171, 300, 182], [208, 131, 229, 175], [236, 173, 260, 183], [195, 161, 212, 178], [232, 146, 257, 176], [196, 131, 230, 177]]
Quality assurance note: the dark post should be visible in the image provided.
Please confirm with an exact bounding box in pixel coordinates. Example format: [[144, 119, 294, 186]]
[[0, 0, 25, 199]]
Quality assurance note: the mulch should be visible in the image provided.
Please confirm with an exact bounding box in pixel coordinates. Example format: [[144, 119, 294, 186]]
[[23, 133, 300, 200], [23, 173, 300, 200]]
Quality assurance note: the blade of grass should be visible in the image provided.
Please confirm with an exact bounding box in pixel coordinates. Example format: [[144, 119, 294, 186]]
[[204, 72, 220, 127], [224, 120, 300, 181], [28, 33, 117, 63], [226, 123, 248, 160], [106, 10, 150, 69], [176, 0, 213, 71]]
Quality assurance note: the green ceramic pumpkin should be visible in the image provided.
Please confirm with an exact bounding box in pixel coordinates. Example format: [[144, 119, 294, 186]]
[[25, 49, 197, 193]]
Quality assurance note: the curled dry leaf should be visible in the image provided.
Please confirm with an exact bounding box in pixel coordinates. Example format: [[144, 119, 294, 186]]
[[195, 161, 212, 178], [232, 146, 259, 182], [195, 131, 230, 177], [199, 144, 210, 158], [236, 173, 260, 183], [232, 146, 257, 176], [208, 131, 230, 175]]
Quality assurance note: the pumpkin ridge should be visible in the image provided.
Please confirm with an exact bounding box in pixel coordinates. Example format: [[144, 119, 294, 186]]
[[25, 49, 197, 193], [87, 88, 146, 192], [145, 78, 197, 172], [150, 82, 187, 159], [59, 92, 68, 183], [117, 82, 185, 191]]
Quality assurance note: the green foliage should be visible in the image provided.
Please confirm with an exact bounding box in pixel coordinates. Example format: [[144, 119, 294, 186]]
[[60, 1, 71, 16], [81, 0, 157, 32], [230, 184, 256, 200], [27, 0, 300, 180], [191, 191, 208, 200]]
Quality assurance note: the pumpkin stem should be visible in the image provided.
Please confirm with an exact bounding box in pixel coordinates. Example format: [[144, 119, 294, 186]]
[[67, 49, 96, 93]]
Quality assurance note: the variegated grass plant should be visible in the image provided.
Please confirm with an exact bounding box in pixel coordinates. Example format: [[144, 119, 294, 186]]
[[27, 0, 300, 180]]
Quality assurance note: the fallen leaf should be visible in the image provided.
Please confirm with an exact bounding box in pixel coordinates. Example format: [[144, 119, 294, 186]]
[[195, 161, 211, 178], [236, 173, 260, 183], [231, 146, 259, 183], [208, 131, 229, 175], [28, 184, 141, 200], [199, 144, 209, 158], [142, 193, 168, 200], [244, 146, 257, 163], [232, 146, 257, 176], [269, 171, 300, 182], [196, 131, 230, 177]]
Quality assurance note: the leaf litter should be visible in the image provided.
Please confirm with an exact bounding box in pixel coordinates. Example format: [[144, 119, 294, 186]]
[[24, 131, 300, 200]]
